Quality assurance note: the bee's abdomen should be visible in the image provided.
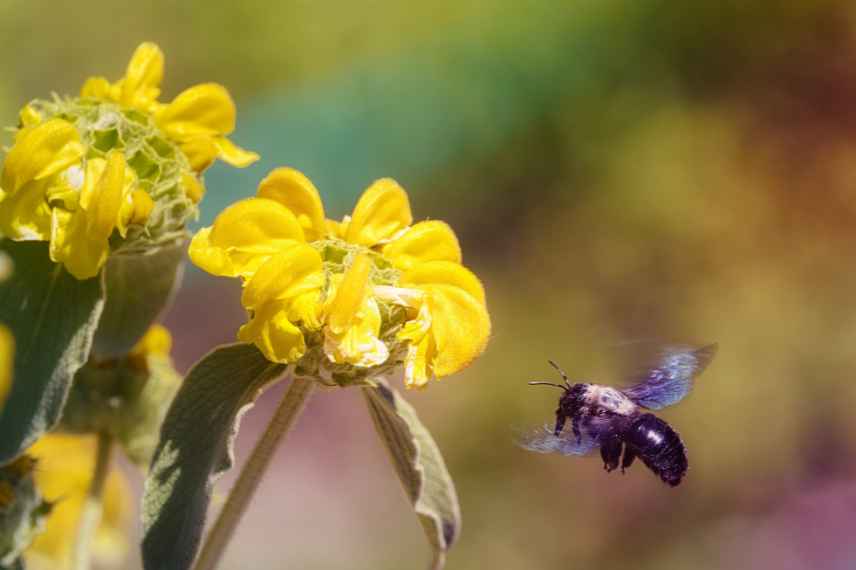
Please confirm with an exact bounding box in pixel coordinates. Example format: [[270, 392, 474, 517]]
[[625, 413, 687, 486]]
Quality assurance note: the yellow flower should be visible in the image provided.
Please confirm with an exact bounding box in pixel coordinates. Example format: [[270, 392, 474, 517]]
[[80, 42, 258, 172], [49, 150, 141, 280], [190, 167, 490, 387], [0, 325, 13, 410], [24, 435, 131, 570], [0, 119, 153, 279]]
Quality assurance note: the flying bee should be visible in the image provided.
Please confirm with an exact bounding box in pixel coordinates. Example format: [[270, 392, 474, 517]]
[[518, 344, 717, 487]]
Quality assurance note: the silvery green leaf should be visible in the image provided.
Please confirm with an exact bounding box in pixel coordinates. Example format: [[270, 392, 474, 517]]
[[91, 239, 185, 359], [0, 241, 104, 462], [142, 343, 286, 570], [363, 379, 461, 570]]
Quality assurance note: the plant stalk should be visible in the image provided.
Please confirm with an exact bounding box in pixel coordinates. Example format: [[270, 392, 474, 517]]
[[71, 431, 113, 570], [192, 376, 316, 570]]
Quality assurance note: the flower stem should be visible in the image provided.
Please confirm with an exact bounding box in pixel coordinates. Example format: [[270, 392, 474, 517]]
[[193, 376, 316, 570], [71, 431, 112, 570]]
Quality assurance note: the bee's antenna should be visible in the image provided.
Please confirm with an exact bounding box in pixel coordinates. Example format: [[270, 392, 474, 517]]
[[547, 359, 572, 389], [527, 381, 567, 391]]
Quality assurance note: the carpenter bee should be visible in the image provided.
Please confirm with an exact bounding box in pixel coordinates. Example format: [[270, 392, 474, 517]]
[[518, 344, 717, 486]]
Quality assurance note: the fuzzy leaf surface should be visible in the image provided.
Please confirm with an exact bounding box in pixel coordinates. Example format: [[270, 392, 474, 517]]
[[363, 379, 461, 570], [92, 240, 185, 358], [0, 241, 104, 462], [141, 343, 285, 570]]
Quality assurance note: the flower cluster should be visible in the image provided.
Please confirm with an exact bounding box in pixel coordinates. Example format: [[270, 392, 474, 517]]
[[190, 167, 491, 388], [0, 42, 257, 279]]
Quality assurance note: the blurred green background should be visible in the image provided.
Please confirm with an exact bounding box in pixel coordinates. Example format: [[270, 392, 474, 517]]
[[5, 0, 856, 568]]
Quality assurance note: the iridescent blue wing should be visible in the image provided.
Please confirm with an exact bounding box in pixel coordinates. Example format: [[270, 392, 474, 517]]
[[621, 344, 717, 410], [516, 424, 600, 456]]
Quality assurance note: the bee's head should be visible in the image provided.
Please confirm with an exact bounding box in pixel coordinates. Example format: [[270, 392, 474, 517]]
[[528, 360, 587, 412], [528, 361, 591, 436]]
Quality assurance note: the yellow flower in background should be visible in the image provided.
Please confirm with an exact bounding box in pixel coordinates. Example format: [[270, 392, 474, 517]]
[[0, 121, 153, 279], [24, 435, 131, 570], [1, 41, 256, 280], [129, 323, 173, 361], [190, 167, 490, 387], [81, 42, 259, 172], [0, 325, 13, 410]]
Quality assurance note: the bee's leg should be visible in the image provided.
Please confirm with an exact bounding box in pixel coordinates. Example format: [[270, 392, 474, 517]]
[[600, 435, 622, 473], [572, 415, 582, 444], [621, 446, 637, 474]]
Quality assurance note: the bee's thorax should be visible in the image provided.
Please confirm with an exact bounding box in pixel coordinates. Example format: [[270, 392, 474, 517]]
[[583, 384, 638, 416]]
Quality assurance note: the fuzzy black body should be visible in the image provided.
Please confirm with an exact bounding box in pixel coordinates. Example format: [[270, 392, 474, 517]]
[[624, 413, 687, 487], [519, 344, 716, 487]]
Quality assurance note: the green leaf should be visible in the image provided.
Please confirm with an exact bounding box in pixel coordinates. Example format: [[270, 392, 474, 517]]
[[92, 239, 185, 358], [142, 343, 286, 570], [363, 379, 461, 570], [0, 241, 104, 462]]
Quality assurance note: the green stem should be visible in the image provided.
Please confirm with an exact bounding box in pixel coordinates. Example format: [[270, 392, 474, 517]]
[[71, 431, 112, 570], [192, 376, 316, 570]]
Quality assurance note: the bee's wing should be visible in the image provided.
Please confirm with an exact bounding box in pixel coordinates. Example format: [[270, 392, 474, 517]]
[[516, 424, 600, 456], [621, 343, 717, 410]]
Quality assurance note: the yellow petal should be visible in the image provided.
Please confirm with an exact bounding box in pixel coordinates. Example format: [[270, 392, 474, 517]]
[[241, 243, 324, 309], [120, 42, 164, 108], [214, 137, 259, 168], [400, 260, 486, 305], [128, 189, 154, 225], [84, 151, 126, 242], [325, 218, 346, 239], [157, 83, 236, 140], [0, 180, 53, 240], [2, 119, 84, 193], [80, 76, 113, 100], [238, 302, 306, 364], [0, 325, 14, 410], [117, 172, 148, 237], [326, 254, 371, 334], [130, 324, 172, 358], [50, 152, 127, 279], [181, 173, 206, 203], [26, 434, 132, 568], [324, 296, 389, 367], [344, 178, 412, 246], [188, 197, 305, 278], [178, 137, 219, 172], [256, 168, 326, 240], [50, 208, 105, 280], [402, 334, 436, 389], [19, 104, 43, 127], [382, 220, 462, 271], [287, 290, 323, 331], [397, 302, 433, 388], [421, 284, 490, 378]]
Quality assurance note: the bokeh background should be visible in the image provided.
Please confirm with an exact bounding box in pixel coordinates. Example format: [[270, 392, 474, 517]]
[[5, 1, 856, 568]]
